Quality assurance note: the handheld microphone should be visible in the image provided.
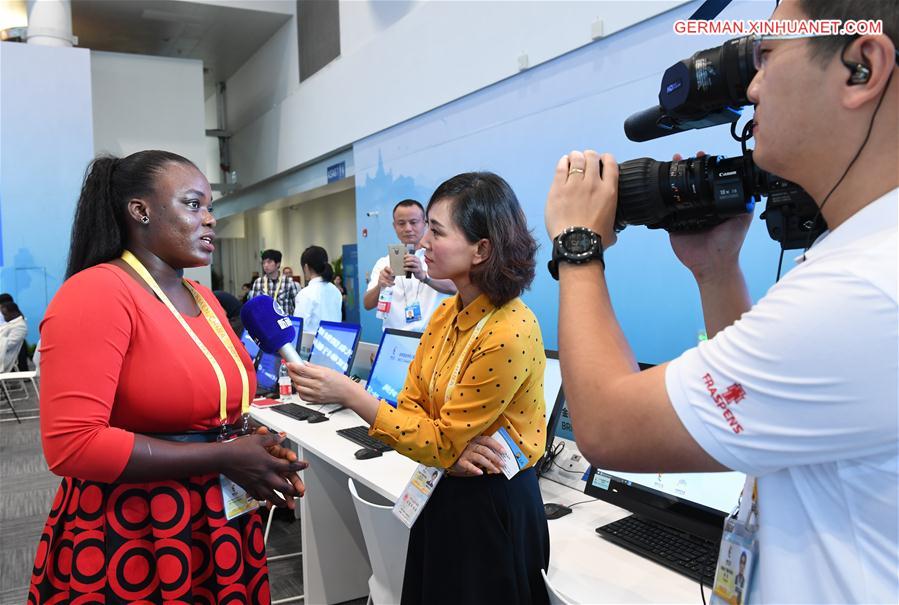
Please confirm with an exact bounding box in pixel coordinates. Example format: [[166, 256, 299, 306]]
[[405, 243, 415, 279], [240, 296, 303, 364]]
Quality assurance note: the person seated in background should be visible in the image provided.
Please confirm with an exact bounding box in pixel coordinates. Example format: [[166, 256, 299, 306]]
[[240, 281, 252, 303], [0, 302, 28, 372], [294, 245, 343, 333], [0, 293, 12, 326], [290, 172, 550, 605]]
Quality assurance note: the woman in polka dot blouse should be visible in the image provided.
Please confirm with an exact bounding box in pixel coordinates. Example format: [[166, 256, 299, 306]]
[[291, 172, 550, 604]]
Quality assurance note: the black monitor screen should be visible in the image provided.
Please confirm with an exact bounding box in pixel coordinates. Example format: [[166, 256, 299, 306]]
[[581, 362, 746, 538], [543, 350, 564, 438], [308, 320, 362, 375], [365, 328, 422, 407], [241, 316, 303, 393]]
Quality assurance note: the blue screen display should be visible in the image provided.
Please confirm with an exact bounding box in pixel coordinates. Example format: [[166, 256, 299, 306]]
[[308, 321, 361, 375], [365, 329, 422, 407], [241, 316, 303, 393]]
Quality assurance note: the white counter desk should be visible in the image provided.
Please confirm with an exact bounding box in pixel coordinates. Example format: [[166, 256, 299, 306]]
[[252, 402, 702, 605]]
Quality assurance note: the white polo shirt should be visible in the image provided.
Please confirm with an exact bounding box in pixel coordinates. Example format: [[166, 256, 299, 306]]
[[294, 276, 343, 334], [666, 188, 898, 603], [367, 248, 448, 332]]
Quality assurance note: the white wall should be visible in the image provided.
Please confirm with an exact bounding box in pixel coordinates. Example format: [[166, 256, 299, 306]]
[[284, 188, 356, 269], [0, 42, 95, 342], [226, 0, 688, 188], [215, 187, 356, 295], [91, 50, 212, 286], [91, 51, 207, 167]]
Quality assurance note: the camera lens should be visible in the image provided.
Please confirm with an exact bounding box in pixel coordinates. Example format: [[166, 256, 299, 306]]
[[616, 155, 753, 232]]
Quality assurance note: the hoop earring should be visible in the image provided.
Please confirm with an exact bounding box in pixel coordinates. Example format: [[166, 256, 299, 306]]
[[140, 215, 150, 224]]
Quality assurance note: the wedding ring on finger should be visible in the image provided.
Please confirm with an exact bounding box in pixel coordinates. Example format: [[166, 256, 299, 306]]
[[568, 168, 585, 176]]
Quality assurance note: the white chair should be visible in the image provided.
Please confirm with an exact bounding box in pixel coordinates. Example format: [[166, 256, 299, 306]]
[[0, 343, 38, 422], [542, 568, 575, 605], [348, 477, 409, 605]]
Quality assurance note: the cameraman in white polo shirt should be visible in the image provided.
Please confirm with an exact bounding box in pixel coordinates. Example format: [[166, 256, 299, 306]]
[[545, 1, 898, 602]]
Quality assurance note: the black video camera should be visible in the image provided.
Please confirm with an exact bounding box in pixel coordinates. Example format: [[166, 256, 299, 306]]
[[615, 152, 825, 249], [618, 35, 825, 250]]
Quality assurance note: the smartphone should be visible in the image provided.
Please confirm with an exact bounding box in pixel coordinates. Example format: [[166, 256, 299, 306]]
[[387, 244, 407, 275]]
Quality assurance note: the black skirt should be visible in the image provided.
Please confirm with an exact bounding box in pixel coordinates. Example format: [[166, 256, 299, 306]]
[[401, 467, 550, 605]]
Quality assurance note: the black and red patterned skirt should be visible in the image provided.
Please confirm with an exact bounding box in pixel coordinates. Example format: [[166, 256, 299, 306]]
[[29, 473, 270, 603]]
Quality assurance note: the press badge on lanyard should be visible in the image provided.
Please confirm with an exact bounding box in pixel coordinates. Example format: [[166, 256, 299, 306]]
[[404, 301, 422, 324], [711, 477, 758, 605], [122, 251, 258, 522], [392, 309, 496, 528]]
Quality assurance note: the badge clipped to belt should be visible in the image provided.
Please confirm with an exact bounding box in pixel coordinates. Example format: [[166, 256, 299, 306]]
[[392, 464, 444, 529], [711, 477, 759, 605]]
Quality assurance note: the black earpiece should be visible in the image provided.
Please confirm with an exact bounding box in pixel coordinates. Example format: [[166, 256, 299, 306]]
[[841, 39, 871, 85], [847, 62, 871, 85]]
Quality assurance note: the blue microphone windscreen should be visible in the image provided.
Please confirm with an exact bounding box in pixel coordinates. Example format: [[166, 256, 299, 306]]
[[240, 295, 296, 354]]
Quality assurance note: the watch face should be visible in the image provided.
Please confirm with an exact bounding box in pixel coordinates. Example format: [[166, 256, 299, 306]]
[[563, 230, 596, 255]]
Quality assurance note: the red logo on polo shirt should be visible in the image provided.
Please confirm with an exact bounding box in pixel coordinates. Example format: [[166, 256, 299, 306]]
[[702, 373, 745, 434], [722, 383, 746, 405]]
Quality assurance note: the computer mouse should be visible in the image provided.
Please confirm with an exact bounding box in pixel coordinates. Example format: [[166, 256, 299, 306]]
[[354, 448, 383, 460], [307, 414, 329, 424], [544, 503, 572, 520]]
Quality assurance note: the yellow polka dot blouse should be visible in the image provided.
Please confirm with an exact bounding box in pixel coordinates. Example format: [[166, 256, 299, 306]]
[[369, 293, 547, 469]]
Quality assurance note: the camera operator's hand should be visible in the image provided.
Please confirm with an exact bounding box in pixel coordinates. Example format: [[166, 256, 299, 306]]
[[668, 153, 753, 282], [545, 150, 619, 247]]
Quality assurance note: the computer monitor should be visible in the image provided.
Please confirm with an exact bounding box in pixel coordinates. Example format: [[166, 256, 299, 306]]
[[537, 350, 567, 475], [585, 465, 746, 539], [364, 328, 423, 407], [543, 350, 565, 437], [583, 362, 746, 541], [308, 320, 362, 376], [584, 363, 746, 540], [241, 316, 303, 394]]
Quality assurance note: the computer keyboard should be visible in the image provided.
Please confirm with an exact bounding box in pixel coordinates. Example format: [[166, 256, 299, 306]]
[[271, 403, 327, 423], [336, 425, 392, 453], [595, 515, 719, 586]]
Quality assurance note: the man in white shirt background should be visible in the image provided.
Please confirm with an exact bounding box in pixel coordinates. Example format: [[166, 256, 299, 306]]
[[544, 0, 897, 602], [363, 199, 456, 332], [294, 245, 343, 333], [0, 302, 28, 372]]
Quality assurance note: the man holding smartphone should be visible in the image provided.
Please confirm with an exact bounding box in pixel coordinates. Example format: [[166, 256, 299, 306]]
[[363, 199, 456, 331]]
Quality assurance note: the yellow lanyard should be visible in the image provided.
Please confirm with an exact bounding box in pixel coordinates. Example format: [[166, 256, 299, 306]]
[[121, 251, 250, 426], [428, 308, 496, 401], [265, 275, 283, 300]]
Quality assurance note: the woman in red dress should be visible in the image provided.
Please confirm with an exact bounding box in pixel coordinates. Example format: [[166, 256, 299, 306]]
[[30, 150, 305, 603]]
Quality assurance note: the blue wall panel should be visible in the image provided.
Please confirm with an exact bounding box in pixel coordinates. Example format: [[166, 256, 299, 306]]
[[353, 0, 776, 361], [0, 42, 94, 343]]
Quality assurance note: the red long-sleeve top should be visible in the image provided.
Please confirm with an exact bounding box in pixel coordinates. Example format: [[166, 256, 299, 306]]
[[39, 264, 256, 482]]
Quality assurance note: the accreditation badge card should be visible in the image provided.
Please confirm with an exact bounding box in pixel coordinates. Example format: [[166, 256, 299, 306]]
[[220, 474, 260, 521], [392, 464, 444, 528], [711, 477, 758, 605], [219, 433, 261, 521], [489, 427, 529, 479]]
